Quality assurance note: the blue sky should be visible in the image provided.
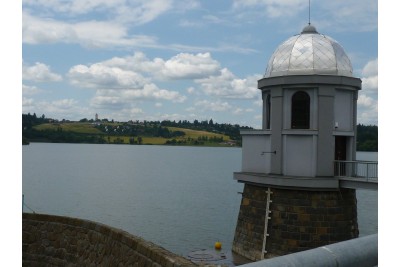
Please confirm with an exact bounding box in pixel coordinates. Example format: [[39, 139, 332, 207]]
[[21, 0, 378, 127]]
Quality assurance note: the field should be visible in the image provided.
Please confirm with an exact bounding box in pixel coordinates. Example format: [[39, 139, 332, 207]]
[[34, 122, 103, 134], [166, 127, 229, 141], [32, 122, 233, 146]]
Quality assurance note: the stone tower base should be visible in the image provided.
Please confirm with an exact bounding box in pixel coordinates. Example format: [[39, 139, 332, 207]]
[[232, 184, 358, 261]]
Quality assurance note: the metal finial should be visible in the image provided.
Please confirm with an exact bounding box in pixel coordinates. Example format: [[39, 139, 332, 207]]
[[308, 0, 311, 25]]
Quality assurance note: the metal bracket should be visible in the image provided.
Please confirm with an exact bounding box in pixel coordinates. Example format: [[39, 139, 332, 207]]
[[261, 151, 276, 155]]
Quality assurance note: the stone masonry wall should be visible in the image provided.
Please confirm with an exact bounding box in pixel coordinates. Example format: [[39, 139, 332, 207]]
[[232, 184, 358, 261], [23, 213, 197, 267]]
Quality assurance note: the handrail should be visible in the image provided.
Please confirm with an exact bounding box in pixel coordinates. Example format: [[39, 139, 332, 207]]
[[239, 234, 378, 267], [334, 160, 378, 180]]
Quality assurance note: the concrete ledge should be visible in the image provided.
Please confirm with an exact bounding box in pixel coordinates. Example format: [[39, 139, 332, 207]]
[[234, 172, 339, 190], [258, 75, 362, 90], [339, 177, 378, 190], [240, 130, 272, 135]]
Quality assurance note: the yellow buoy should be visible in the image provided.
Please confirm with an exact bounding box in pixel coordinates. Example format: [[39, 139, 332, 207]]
[[215, 241, 222, 250]]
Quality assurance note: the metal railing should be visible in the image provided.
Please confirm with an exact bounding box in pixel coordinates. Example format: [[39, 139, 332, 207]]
[[334, 160, 378, 181], [239, 234, 378, 267]]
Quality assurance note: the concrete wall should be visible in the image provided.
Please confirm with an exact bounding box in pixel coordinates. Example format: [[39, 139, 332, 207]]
[[232, 184, 358, 261], [242, 132, 271, 173], [22, 213, 197, 267], [334, 89, 354, 131], [283, 135, 316, 177]]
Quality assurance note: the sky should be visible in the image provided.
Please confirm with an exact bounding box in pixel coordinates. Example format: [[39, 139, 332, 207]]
[[20, 0, 378, 128]]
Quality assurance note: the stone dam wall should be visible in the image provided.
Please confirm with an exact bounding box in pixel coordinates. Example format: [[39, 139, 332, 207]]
[[22, 213, 197, 267], [232, 184, 359, 261]]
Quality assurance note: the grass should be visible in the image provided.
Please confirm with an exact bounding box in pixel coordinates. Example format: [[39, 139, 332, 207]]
[[34, 122, 103, 134], [166, 127, 229, 141], [32, 122, 233, 146]]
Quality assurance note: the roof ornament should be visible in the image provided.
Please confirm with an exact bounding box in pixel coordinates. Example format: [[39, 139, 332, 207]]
[[301, 1, 318, 34]]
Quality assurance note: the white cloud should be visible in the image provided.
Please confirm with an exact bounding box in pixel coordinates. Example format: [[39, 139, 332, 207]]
[[361, 58, 378, 92], [358, 94, 374, 108], [22, 97, 35, 110], [22, 7, 256, 53], [232, 0, 377, 32], [253, 99, 263, 107], [23, 0, 174, 25], [22, 11, 158, 48], [232, 0, 307, 18], [195, 100, 232, 112], [22, 61, 62, 82], [318, 0, 377, 32], [22, 97, 85, 120], [195, 68, 261, 99], [22, 84, 42, 95], [107, 107, 145, 121], [187, 87, 196, 94], [90, 85, 186, 109], [362, 58, 378, 77], [68, 63, 149, 89], [101, 52, 221, 80], [161, 53, 221, 79], [356, 58, 378, 125]]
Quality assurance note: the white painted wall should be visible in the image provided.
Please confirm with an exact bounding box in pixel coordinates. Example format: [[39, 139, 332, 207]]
[[242, 134, 271, 173], [334, 89, 353, 131], [283, 135, 316, 177]]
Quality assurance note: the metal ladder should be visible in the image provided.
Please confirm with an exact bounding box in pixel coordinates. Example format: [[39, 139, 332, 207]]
[[261, 187, 273, 259]]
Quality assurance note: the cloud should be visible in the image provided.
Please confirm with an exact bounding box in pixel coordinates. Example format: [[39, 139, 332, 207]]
[[318, 0, 377, 32], [195, 68, 261, 99], [232, 0, 307, 18], [22, 97, 35, 110], [22, 11, 158, 49], [22, 84, 42, 95], [23, 0, 174, 25], [90, 52, 221, 81], [68, 64, 149, 89], [362, 58, 378, 77], [23, 6, 256, 53], [161, 53, 221, 79], [106, 107, 145, 121], [231, 0, 377, 32], [187, 87, 196, 94], [194, 100, 232, 112], [357, 58, 378, 125], [361, 58, 378, 92], [22, 97, 85, 120], [22, 61, 62, 82], [90, 85, 186, 109]]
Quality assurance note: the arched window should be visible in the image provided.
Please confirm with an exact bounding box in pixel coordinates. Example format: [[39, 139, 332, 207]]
[[291, 91, 310, 129]]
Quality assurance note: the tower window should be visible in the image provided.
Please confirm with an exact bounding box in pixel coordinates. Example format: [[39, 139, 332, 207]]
[[291, 91, 310, 129]]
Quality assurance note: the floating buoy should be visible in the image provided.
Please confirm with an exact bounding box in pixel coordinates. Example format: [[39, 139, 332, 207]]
[[214, 241, 222, 250]]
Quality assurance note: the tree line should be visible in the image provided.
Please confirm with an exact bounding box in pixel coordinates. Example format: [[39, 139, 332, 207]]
[[22, 114, 248, 146], [22, 113, 378, 151]]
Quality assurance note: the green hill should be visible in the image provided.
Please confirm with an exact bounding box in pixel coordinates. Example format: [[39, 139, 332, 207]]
[[26, 120, 234, 146]]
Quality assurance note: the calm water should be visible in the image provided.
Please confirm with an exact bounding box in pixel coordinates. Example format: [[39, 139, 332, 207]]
[[22, 143, 377, 260]]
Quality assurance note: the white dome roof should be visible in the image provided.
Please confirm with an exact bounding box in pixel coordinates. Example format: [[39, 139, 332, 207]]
[[264, 25, 353, 78]]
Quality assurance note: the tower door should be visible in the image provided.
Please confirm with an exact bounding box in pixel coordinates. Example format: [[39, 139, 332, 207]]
[[335, 136, 347, 161], [335, 136, 347, 176]]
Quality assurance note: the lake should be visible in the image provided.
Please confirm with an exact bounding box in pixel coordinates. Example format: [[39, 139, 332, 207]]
[[22, 143, 378, 264]]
